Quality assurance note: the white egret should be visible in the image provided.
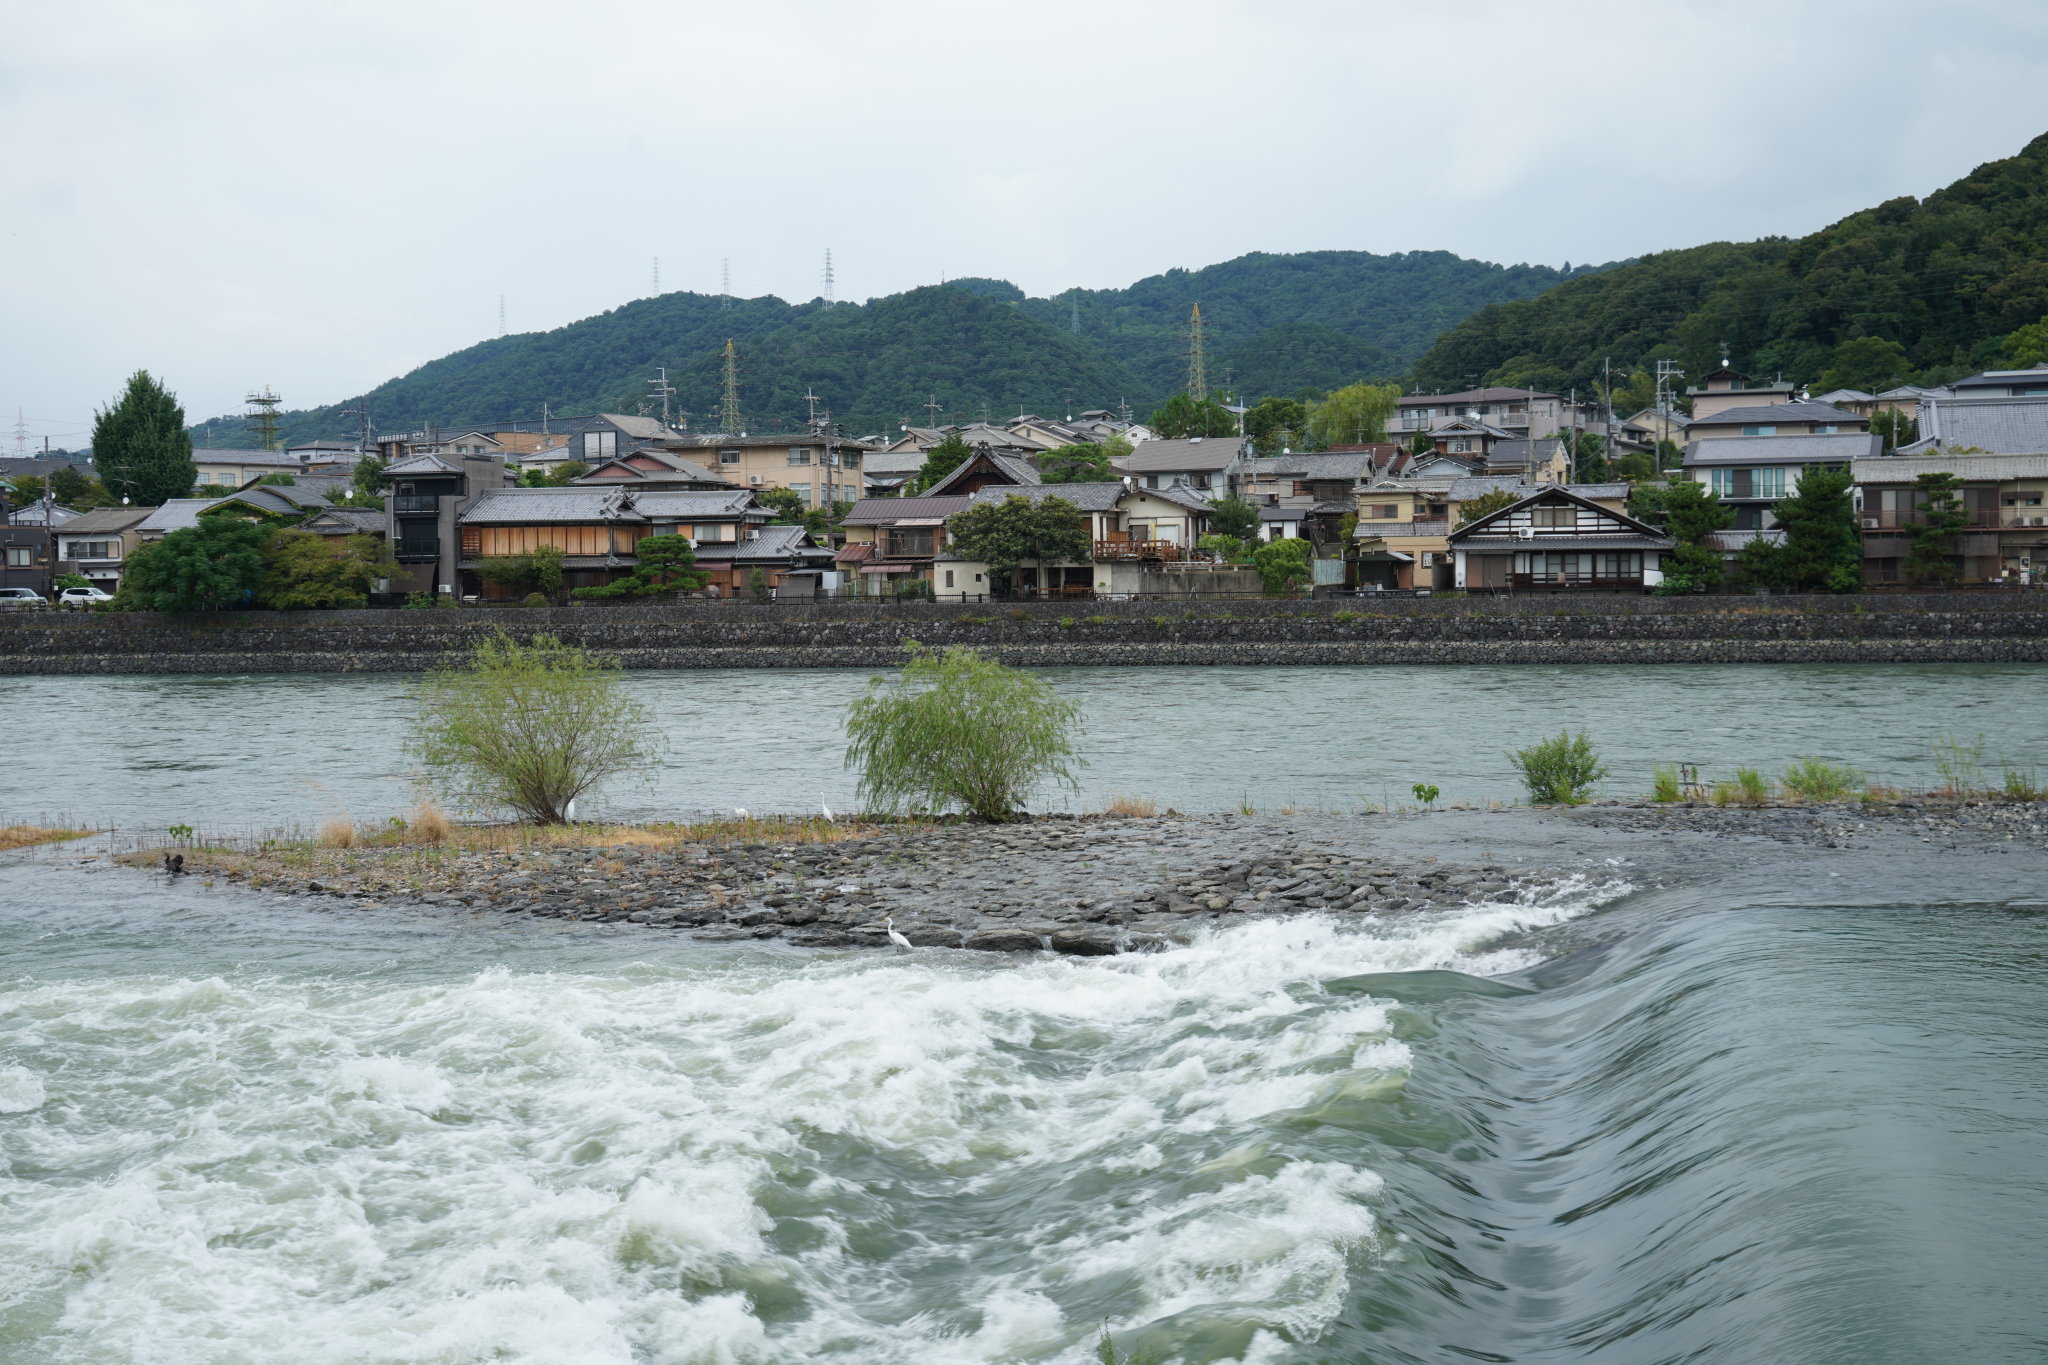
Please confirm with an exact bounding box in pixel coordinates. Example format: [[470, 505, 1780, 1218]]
[[734, 807, 748, 818], [819, 794, 834, 822], [884, 916, 913, 951]]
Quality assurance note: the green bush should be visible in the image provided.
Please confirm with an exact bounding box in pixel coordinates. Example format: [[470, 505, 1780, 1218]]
[[1651, 764, 1682, 802], [844, 644, 1083, 821], [1253, 537, 1312, 595], [406, 631, 660, 824], [1734, 767, 1768, 806], [1084, 615, 1109, 625], [523, 592, 549, 608], [1056, 616, 1076, 629], [1781, 757, 1864, 802], [1508, 730, 1608, 805], [1931, 730, 1985, 795]]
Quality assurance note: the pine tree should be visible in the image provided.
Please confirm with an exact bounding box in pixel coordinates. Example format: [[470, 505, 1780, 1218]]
[[92, 371, 195, 506], [1761, 466, 1862, 592]]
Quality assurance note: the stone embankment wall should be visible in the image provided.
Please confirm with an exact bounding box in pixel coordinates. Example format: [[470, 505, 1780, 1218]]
[[3, 594, 2046, 674]]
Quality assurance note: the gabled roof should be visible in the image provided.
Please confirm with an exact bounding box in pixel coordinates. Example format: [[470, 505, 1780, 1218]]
[[190, 448, 304, 467], [1810, 389, 1874, 404], [52, 507, 151, 534], [726, 524, 832, 562], [1905, 397, 2048, 455], [1118, 435, 1244, 473], [299, 508, 386, 534], [586, 414, 676, 440], [966, 482, 1127, 512], [922, 448, 1041, 496], [840, 495, 972, 526], [632, 490, 760, 517], [1686, 400, 1862, 428], [1241, 452, 1377, 481], [668, 432, 872, 452], [1447, 475, 1536, 502], [1851, 453, 2048, 483], [1449, 485, 1666, 540], [572, 448, 731, 487], [383, 453, 463, 476], [136, 499, 224, 533]]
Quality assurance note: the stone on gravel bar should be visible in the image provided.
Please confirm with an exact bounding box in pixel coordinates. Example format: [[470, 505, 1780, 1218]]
[[964, 927, 1043, 953], [1049, 927, 1118, 956]]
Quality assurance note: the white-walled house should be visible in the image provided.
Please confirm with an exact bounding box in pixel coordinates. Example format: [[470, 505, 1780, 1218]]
[[1448, 486, 1674, 593]]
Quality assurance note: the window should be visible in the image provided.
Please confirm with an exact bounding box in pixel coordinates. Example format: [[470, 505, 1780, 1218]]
[[1451, 439, 1471, 453], [1191, 474, 1211, 490], [1370, 504, 1398, 519], [787, 447, 812, 466], [1740, 425, 1777, 436], [944, 570, 955, 588], [1813, 424, 1839, 434], [1144, 475, 1160, 488], [5, 548, 29, 567], [1752, 467, 1787, 499], [585, 430, 617, 460], [695, 525, 725, 542], [787, 483, 811, 502], [1707, 468, 1736, 497], [63, 540, 119, 559], [719, 449, 742, 465], [1530, 506, 1574, 529], [842, 451, 860, 469]]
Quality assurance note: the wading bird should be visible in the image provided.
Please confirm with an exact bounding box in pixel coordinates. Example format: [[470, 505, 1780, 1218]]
[[884, 916, 912, 951]]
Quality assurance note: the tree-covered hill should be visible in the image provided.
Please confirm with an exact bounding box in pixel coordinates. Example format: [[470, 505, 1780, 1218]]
[[1413, 130, 2048, 397], [207, 249, 1593, 447]]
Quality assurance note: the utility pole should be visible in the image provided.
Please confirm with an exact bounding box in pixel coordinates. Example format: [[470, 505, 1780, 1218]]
[[647, 368, 676, 426], [1185, 303, 1208, 401], [802, 386, 824, 432], [719, 340, 744, 436], [923, 395, 943, 428], [1654, 359, 1686, 472]]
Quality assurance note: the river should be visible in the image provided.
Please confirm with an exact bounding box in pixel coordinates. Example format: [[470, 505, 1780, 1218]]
[[3, 664, 2045, 1362]]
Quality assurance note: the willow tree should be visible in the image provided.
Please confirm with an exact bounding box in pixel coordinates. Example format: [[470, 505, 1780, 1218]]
[[1308, 381, 1401, 447]]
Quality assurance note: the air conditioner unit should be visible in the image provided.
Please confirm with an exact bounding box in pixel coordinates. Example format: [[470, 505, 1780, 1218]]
[[749, 474, 764, 485], [1517, 527, 1534, 540], [1862, 517, 1880, 529]]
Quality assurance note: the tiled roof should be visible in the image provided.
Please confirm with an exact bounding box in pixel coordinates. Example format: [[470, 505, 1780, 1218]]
[[1372, 521, 1450, 538], [1851, 453, 2048, 483], [51, 507, 150, 534], [840, 495, 972, 526], [383, 453, 463, 476], [633, 491, 758, 516], [967, 482, 1125, 512], [136, 499, 224, 533], [1458, 532, 1675, 550], [191, 448, 304, 467], [1396, 386, 1559, 406], [1447, 475, 1536, 502], [1686, 433, 1883, 465], [301, 508, 386, 533], [1686, 400, 1861, 428], [726, 525, 829, 561], [1241, 452, 1377, 481], [1120, 436, 1244, 472], [1710, 529, 1787, 550], [923, 450, 1042, 496], [458, 489, 643, 524]]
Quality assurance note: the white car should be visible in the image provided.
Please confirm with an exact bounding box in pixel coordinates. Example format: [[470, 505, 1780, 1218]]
[[0, 587, 48, 610], [57, 585, 113, 609]]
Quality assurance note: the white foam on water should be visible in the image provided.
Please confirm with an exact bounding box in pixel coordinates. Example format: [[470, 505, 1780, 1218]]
[[0, 878, 1626, 1364]]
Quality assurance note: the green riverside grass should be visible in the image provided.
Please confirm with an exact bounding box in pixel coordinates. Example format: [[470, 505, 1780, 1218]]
[[1508, 730, 1609, 806]]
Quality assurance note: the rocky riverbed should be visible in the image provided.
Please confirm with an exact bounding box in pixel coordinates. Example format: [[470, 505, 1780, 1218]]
[[120, 795, 2048, 953]]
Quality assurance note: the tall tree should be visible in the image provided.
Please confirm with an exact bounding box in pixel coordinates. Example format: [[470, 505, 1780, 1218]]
[[1904, 471, 1971, 585], [92, 371, 196, 506], [260, 530, 397, 609], [1040, 444, 1118, 483], [1242, 397, 1309, 456], [1307, 381, 1400, 447], [117, 519, 269, 611], [1868, 408, 1919, 453], [1207, 495, 1261, 542], [1660, 479, 1736, 588], [572, 535, 710, 599], [944, 494, 1090, 586], [910, 433, 975, 493], [1150, 393, 1238, 439], [1734, 467, 1863, 593]]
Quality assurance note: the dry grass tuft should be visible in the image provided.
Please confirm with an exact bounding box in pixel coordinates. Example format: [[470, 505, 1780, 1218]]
[[317, 815, 359, 848], [1103, 794, 1158, 818], [0, 824, 95, 851], [408, 795, 452, 844]]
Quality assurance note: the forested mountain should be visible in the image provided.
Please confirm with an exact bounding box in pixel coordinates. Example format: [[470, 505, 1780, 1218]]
[[209, 249, 1590, 447], [1414, 131, 2048, 397]]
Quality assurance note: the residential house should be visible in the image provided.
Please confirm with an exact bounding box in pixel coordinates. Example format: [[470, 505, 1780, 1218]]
[[1684, 365, 1797, 420], [1391, 387, 1607, 439], [1354, 477, 1632, 589], [454, 486, 796, 598], [570, 447, 735, 490], [190, 449, 310, 492], [1448, 485, 1673, 593], [1684, 399, 1867, 443], [1682, 432, 1879, 530], [0, 512, 49, 596], [283, 440, 362, 473], [662, 433, 868, 508], [297, 507, 387, 541], [134, 499, 225, 542], [379, 416, 660, 468], [921, 446, 1045, 497], [836, 495, 973, 596], [1120, 435, 1244, 494], [382, 447, 516, 598], [858, 445, 930, 495], [51, 507, 152, 592], [1620, 406, 1688, 453], [1850, 453, 2048, 585], [1903, 367, 2048, 455], [962, 480, 1221, 599]]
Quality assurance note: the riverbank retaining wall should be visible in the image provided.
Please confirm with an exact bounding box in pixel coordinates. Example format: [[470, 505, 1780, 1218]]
[[4, 594, 2047, 673]]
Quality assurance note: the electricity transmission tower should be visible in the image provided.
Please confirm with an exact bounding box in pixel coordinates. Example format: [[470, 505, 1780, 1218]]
[[245, 387, 282, 450], [721, 259, 733, 310], [718, 340, 744, 435], [498, 296, 506, 336], [652, 257, 661, 295], [821, 249, 834, 303], [1184, 303, 1208, 401]]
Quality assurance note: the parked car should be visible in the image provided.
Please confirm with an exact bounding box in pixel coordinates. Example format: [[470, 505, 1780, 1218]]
[[0, 587, 49, 611], [56, 585, 113, 609]]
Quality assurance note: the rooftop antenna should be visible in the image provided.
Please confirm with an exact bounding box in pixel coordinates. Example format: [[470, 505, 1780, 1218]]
[[245, 386, 282, 451], [647, 367, 676, 426], [652, 257, 661, 295], [498, 296, 506, 337], [719, 339, 744, 436], [1184, 303, 1208, 401], [821, 248, 834, 303], [721, 258, 733, 310]]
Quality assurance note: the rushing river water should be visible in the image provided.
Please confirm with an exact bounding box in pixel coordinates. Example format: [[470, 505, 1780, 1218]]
[[3, 664, 2046, 1362], [1, 663, 2044, 831]]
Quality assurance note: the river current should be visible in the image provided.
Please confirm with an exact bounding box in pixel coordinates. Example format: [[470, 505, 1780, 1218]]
[[3, 665, 2045, 1362]]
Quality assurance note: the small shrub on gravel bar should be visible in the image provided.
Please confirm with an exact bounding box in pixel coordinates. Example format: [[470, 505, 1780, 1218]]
[[844, 643, 1084, 822], [1782, 757, 1864, 802], [1509, 730, 1609, 806]]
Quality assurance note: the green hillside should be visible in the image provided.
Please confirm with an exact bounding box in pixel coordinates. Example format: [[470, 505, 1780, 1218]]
[[1413, 130, 2048, 396], [205, 249, 1591, 447]]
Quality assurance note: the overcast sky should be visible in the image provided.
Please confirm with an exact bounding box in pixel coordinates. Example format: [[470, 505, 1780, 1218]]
[[4, 0, 2046, 443]]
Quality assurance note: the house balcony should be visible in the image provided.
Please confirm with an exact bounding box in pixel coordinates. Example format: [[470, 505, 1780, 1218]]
[[392, 495, 440, 513], [395, 538, 441, 561], [1093, 538, 1196, 562], [1857, 509, 2003, 530]]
